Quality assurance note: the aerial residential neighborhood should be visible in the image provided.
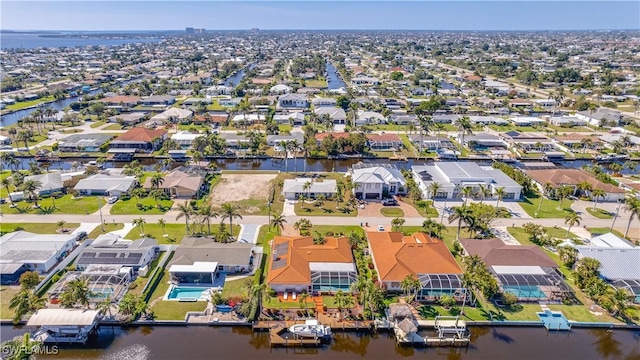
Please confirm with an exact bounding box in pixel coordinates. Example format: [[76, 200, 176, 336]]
[[0, 3, 640, 357]]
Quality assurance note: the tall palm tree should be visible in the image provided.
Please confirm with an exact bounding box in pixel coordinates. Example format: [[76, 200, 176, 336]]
[[132, 217, 146, 235], [157, 218, 167, 236], [1, 177, 14, 206], [303, 180, 312, 199], [623, 196, 640, 239], [198, 204, 218, 235], [150, 173, 165, 190], [298, 292, 309, 317], [220, 203, 242, 239], [270, 213, 287, 235], [97, 295, 114, 319], [459, 186, 475, 206], [591, 188, 606, 209], [454, 116, 474, 148], [428, 182, 442, 201], [477, 184, 488, 204], [333, 289, 354, 320], [400, 274, 420, 299], [564, 211, 582, 238], [449, 205, 472, 240], [494, 186, 506, 209], [176, 203, 193, 234], [391, 217, 405, 232], [610, 288, 630, 317], [9, 290, 45, 324]]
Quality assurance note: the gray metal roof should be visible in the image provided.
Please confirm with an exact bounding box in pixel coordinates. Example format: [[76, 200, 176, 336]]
[[576, 247, 640, 280]]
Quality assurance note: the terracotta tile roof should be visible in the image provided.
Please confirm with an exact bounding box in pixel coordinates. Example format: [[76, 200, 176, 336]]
[[114, 127, 167, 142], [526, 169, 624, 193], [142, 170, 203, 192], [267, 235, 354, 286], [459, 238, 557, 268], [314, 132, 350, 141], [367, 232, 462, 282]]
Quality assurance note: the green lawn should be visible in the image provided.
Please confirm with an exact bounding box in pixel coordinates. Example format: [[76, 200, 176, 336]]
[[110, 197, 174, 215], [402, 198, 439, 218], [518, 194, 574, 218], [221, 278, 249, 298], [0, 222, 79, 234], [278, 124, 293, 133], [508, 227, 578, 245], [587, 227, 625, 238], [547, 305, 617, 323], [87, 223, 124, 239], [125, 223, 240, 244], [417, 303, 543, 321], [380, 207, 405, 217], [128, 252, 164, 295], [89, 121, 106, 128], [256, 225, 277, 246], [0, 286, 20, 320], [305, 79, 328, 88], [103, 123, 123, 130], [585, 207, 613, 219], [294, 200, 357, 216], [5, 95, 56, 111], [151, 301, 207, 320], [0, 195, 106, 215], [206, 101, 225, 111]]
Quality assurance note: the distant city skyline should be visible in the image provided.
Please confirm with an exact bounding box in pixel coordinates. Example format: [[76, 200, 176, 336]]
[[1, 1, 639, 31]]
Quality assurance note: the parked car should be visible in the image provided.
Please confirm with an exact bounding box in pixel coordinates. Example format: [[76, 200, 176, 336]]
[[377, 225, 385, 232], [76, 231, 88, 241], [107, 196, 119, 204], [382, 198, 397, 206]]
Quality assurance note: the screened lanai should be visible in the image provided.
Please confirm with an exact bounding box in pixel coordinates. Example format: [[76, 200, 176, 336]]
[[492, 266, 571, 302], [48, 265, 131, 304], [416, 274, 468, 303], [610, 279, 640, 304]]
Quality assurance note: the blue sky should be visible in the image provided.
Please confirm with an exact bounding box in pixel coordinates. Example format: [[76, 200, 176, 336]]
[[1, 1, 639, 31]]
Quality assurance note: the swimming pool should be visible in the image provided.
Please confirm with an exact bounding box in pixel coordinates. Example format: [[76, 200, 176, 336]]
[[166, 286, 212, 301], [503, 285, 547, 300]]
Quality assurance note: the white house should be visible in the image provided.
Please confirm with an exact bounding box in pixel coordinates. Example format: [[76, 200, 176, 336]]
[[270, 84, 292, 95], [356, 110, 387, 125], [273, 112, 305, 125], [74, 173, 138, 197], [411, 162, 522, 200], [150, 108, 193, 123], [350, 164, 407, 200], [351, 76, 380, 86], [0, 231, 78, 275], [170, 131, 206, 149], [75, 234, 158, 271], [277, 94, 309, 109], [206, 85, 232, 96], [282, 178, 337, 200], [576, 108, 624, 127], [311, 97, 337, 108], [314, 107, 347, 124]]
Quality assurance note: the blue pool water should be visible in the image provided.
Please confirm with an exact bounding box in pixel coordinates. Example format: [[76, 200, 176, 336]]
[[167, 286, 211, 300], [503, 285, 546, 299]]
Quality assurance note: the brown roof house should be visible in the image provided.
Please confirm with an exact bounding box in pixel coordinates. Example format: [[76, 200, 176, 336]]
[[459, 238, 571, 302], [367, 232, 465, 302], [143, 170, 203, 198], [266, 235, 357, 296], [109, 127, 167, 152], [526, 168, 625, 202]]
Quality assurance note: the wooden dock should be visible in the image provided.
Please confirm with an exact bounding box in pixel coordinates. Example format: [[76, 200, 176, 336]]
[[268, 326, 323, 347]]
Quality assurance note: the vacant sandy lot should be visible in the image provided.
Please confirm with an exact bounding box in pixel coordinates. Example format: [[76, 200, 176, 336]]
[[209, 173, 278, 204]]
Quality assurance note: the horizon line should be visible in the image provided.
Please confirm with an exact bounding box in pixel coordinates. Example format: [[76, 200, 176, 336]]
[[2, 28, 635, 32]]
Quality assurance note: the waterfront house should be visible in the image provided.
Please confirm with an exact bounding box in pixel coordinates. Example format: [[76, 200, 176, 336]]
[[58, 133, 113, 152], [109, 127, 167, 152], [408, 135, 456, 152], [266, 235, 357, 295], [366, 232, 465, 302], [525, 168, 625, 201], [351, 75, 380, 86], [459, 238, 571, 302], [366, 133, 403, 151], [141, 95, 176, 108], [356, 110, 387, 126], [350, 163, 407, 199], [411, 162, 522, 200], [168, 237, 255, 285], [150, 107, 193, 123], [206, 85, 232, 96], [267, 133, 304, 148], [142, 169, 204, 198], [23, 172, 64, 195], [311, 97, 337, 108], [0, 231, 78, 280], [99, 95, 140, 110], [576, 233, 640, 303], [27, 309, 101, 344], [273, 112, 305, 126], [270, 84, 293, 95], [500, 131, 556, 152], [457, 133, 509, 151], [75, 234, 158, 271], [74, 173, 138, 197], [277, 94, 309, 109], [282, 177, 337, 200], [170, 131, 206, 149], [108, 112, 146, 126]]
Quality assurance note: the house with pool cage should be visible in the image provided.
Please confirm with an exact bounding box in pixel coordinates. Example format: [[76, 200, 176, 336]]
[[459, 238, 572, 302], [366, 232, 467, 303], [48, 264, 132, 305], [266, 235, 357, 297]]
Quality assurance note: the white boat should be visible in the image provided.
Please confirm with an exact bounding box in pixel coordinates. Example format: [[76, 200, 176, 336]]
[[288, 319, 331, 338]]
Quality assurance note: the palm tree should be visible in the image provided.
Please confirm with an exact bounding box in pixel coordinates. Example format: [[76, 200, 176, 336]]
[[591, 188, 606, 209], [1, 177, 14, 206], [9, 289, 45, 324], [564, 211, 582, 238], [494, 186, 506, 209], [298, 292, 309, 317], [400, 274, 420, 299], [449, 205, 472, 240], [157, 218, 167, 237], [454, 115, 474, 148], [220, 203, 242, 239], [133, 217, 146, 235], [97, 295, 114, 319], [610, 288, 630, 317], [391, 217, 405, 232], [198, 204, 218, 235], [428, 182, 442, 201], [57, 220, 66, 232], [303, 180, 312, 199], [150, 173, 165, 190], [459, 186, 475, 206], [623, 196, 640, 239], [21, 179, 42, 207], [333, 289, 354, 320], [176, 203, 193, 234], [477, 184, 488, 204], [558, 246, 579, 268], [270, 213, 287, 235]]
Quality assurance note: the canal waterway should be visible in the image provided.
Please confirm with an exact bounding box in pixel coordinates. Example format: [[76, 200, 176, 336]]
[[326, 61, 347, 89], [1, 324, 638, 359]]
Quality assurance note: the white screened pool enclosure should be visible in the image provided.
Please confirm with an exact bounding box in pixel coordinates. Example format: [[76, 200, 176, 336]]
[[309, 263, 358, 293], [48, 265, 132, 304]]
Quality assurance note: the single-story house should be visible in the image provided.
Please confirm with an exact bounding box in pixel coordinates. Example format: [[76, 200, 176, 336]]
[[548, 116, 588, 127], [141, 95, 176, 107], [277, 94, 309, 109], [409, 135, 457, 152], [412, 162, 522, 200], [99, 95, 140, 110], [58, 134, 113, 152], [576, 108, 624, 127], [270, 84, 293, 95], [356, 110, 387, 126], [459, 238, 571, 302], [231, 114, 266, 124], [366, 133, 402, 151], [273, 112, 306, 125], [500, 131, 556, 152], [510, 116, 546, 127], [150, 108, 193, 123], [24, 172, 64, 195], [168, 237, 255, 285], [367, 232, 465, 302], [206, 85, 232, 96], [314, 107, 347, 124], [109, 127, 167, 152], [311, 97, 337, 108], [267, 235, 357, 294], [107, 112, 146, 125], [170, 131, 206, 149], [143, 170, 204, 198], [350, 163, 407, 199], [267, 133, 304, 148], [74, 173, 138, 197], [526, 169, 625, 201], [351, 76, 380, 86], [75, 234, 158, 271], [0, 231, 78, 280], [282, 177, 337, 200], [458, 133, 508, 150], [469, 116, 509, 126]]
